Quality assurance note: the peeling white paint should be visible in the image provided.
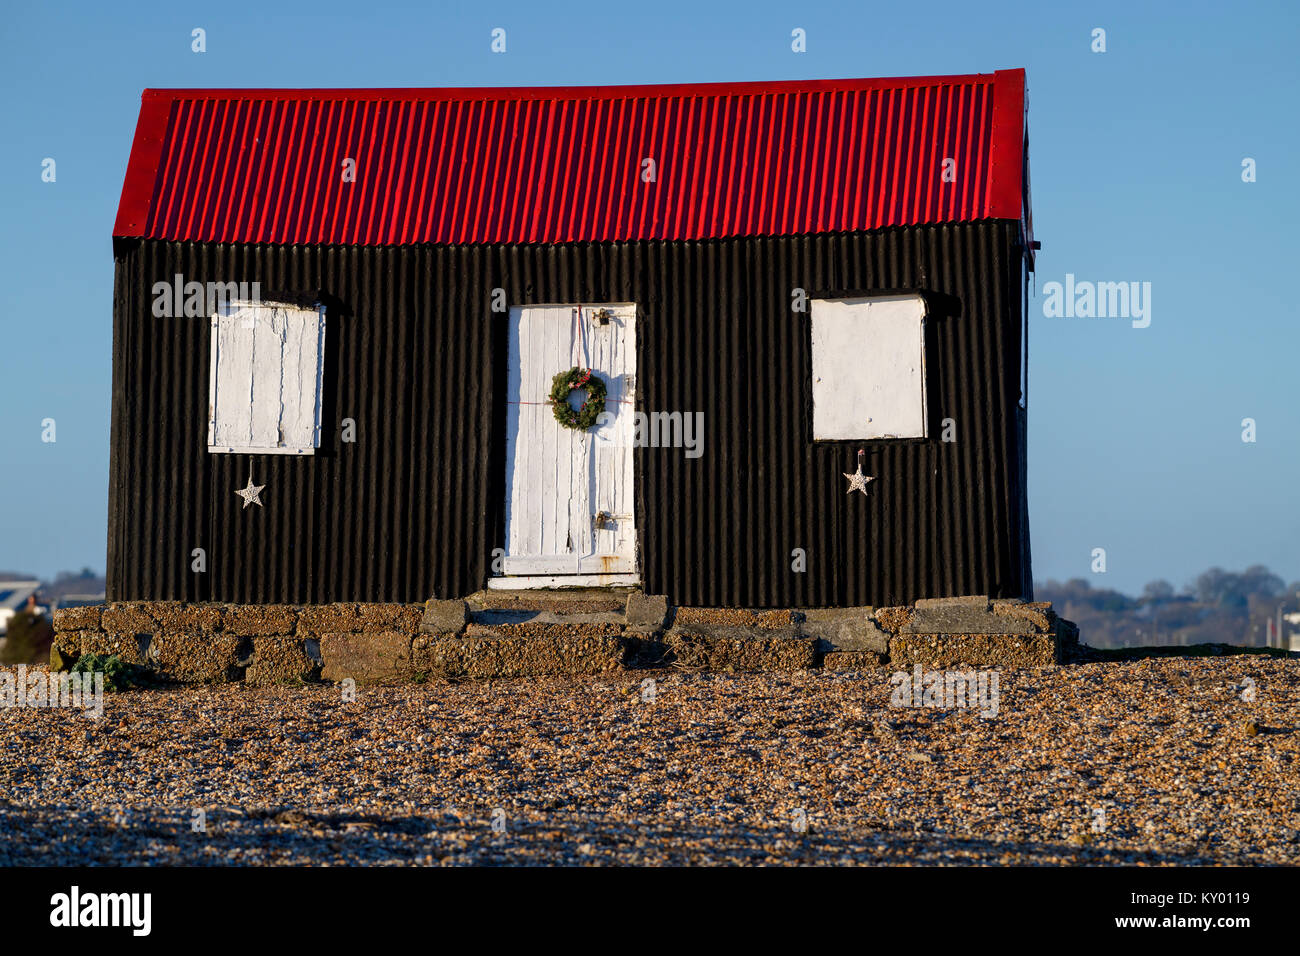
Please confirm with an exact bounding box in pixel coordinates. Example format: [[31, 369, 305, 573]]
[[501, 304, 638, 578], [208, 302, 325, 454], [811, 294, 927, 440]]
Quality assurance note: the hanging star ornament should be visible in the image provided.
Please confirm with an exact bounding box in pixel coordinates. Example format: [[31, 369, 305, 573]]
[[235, 476, 265, 509], [843, 449, 875, 497]]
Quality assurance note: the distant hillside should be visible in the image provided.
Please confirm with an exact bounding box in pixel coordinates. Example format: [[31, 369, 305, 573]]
[[0, 568, 105, 604], [1037, 565, 1299, 649], [0, 565, 1294, 649]]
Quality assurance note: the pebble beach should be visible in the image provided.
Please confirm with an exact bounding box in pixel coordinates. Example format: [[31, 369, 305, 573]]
[[1, 656, 1296, 866]]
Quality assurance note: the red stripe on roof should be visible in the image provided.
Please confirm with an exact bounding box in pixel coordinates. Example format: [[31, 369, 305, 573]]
[[113, 70, 1028, 246]]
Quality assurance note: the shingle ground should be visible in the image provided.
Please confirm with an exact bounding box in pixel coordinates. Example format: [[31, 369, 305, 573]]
[[1, 657, 1296, 865]]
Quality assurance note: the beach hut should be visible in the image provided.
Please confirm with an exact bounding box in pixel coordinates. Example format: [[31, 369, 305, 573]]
[[108, 69, 1036, 610]]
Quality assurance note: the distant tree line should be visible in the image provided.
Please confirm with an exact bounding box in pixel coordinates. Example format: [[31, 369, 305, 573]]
[[0, 568, 105, 604], [3, 565, 1296, 650], [1037, 565, 1300, 649]]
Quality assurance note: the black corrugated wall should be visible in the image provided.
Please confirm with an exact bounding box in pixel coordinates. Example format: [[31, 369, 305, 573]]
[[108, 221, 1029, 607]]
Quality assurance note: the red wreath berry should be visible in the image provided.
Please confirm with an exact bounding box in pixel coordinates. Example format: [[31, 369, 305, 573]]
[[549, 367, 608, 430]]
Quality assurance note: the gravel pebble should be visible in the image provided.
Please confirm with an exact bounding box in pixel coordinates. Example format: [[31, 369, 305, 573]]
[[1, 657, 1296, 865]]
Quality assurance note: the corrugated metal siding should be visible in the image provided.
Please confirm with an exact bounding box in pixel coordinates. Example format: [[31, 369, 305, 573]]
[[109, 240, 498, 604], [114, 73, 1027, 247], [108, 221, 1027, 606]]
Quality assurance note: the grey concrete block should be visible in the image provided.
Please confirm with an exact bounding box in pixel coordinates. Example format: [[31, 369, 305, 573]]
[[625, 592, 669, 628], [420, 599, 467, 635], [298, 603, 362, 634], [358, 603, 423, 634], [623, 624, 662, 637], [147, 633, 247, 683], [223, 605, 298, 637], [52, 604, 102, 632], [245, 637, 322, 686], [901, 604, 1037, 634], [472, 609, 625, 627], [465, 589, 632, 613], [463, 621, 623, 639], [992, 601, 1054, 632], [671, 623, 803, 640], [320, 631, 412, 682], [412, 634, 628, 680], [890, 633, 1062, 667], [100, 604, 156, 633], [913, 595, 990, 610], [801, 606, 874, 622], [800, 618, 889, 655], [663, 626, 815, 671]]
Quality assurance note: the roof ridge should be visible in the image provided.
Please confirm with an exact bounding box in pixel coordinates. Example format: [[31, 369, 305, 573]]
[[138, 71, 1013, 103], [114, 69, 1028, 246]]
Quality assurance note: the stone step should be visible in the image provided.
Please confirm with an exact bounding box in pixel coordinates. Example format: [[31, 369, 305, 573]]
[[50, 597, 1082, 684], [469, 609, 626, 627], [659, 625, 818, 672], [464, 589, 631, 615], [673, 607, 797, 628], [463, 621, 626, 639]]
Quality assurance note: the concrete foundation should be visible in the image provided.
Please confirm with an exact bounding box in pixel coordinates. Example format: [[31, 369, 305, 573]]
[[49, 593, 1079, 684]]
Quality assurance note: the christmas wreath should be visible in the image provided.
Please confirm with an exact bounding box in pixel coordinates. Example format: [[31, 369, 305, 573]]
[[549, 367, 607, 430]]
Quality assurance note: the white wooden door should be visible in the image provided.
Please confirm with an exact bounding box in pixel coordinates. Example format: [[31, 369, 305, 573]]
[[501, 304, 638, 580]]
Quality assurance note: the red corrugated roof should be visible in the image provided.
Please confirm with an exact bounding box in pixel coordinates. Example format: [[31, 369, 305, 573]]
[[114, 70, 1029, 247]]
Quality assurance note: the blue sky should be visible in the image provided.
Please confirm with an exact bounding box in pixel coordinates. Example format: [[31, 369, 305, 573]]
[[1, 0, 1296, 594]]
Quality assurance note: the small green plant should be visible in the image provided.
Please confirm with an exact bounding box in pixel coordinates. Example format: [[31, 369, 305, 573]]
[[70, 653, 138, 692]]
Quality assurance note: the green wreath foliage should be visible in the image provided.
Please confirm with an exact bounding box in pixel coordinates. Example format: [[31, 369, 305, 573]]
[[549, 367, 607, 430]]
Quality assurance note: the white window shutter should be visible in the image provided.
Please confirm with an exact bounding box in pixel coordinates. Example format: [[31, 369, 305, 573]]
[[208, 302, 326, 454], [811, 294, 928, 440]]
